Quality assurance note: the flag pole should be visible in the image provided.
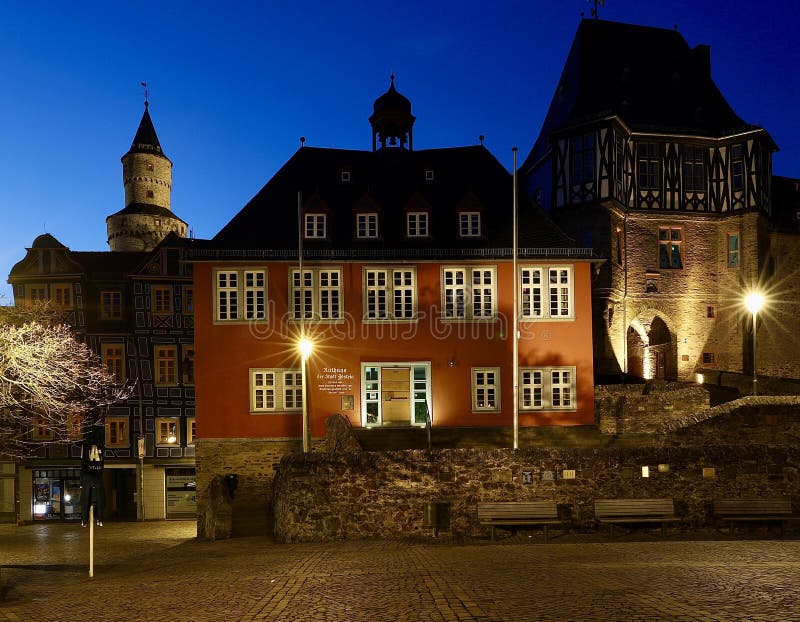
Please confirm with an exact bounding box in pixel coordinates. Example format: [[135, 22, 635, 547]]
[[512, 147, 519, 450]]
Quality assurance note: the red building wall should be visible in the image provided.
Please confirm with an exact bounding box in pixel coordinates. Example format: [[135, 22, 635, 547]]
[[194, 260, 594, 440]]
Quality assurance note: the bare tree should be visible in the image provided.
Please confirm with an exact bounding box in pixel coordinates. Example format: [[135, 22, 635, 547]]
[[0, 306, 131, 459]]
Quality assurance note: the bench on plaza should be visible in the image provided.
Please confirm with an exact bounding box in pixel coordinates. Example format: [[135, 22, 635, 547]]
[[477, 501, 564, 541], [594, 498, 679, 536], [713, 497, 799, 537]]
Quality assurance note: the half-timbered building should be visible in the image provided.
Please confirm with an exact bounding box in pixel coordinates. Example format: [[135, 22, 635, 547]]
[[5, 105, 196, 523], [522, 18, 799, 383]]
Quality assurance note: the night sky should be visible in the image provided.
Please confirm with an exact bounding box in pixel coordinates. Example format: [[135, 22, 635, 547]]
[[2, 0, 798, 301]]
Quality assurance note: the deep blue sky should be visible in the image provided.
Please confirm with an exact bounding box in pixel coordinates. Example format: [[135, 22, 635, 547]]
[[2, 1, 798, 302]]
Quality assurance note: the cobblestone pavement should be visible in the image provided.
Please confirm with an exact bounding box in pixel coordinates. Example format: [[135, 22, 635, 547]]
[[2, 522, 800, 621]]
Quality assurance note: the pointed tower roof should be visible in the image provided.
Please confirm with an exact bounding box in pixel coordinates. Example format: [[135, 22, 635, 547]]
[[127, 103, 167, 158]]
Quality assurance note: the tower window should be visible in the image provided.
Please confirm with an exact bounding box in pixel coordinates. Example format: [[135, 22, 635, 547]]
[[146, 163, 154, 171], [147, 190, 155, 199]]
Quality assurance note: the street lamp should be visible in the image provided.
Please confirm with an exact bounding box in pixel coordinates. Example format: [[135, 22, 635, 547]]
[[298, 336, 313, 452], [744, 292, 765, 396]]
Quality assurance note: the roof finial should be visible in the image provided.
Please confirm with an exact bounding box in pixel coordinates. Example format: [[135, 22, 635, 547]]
[[390, 73, 395, 89], [588, 0, 604, 19], [140, 81, 149, 107]]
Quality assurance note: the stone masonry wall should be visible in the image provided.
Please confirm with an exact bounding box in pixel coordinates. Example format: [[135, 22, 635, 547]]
[[272, 444, 800, 543], [595, 383, 709, 434]]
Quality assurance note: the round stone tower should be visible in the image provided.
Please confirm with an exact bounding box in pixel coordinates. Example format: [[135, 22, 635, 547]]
[[106, 102, 188, 252]]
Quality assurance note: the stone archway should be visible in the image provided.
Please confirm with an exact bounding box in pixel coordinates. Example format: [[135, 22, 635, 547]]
[[626, 314, 676, 380]]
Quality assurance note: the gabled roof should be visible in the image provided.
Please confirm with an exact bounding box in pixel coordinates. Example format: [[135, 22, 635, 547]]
[[199, 145, 581, 259], [524, 19, 766, 170]]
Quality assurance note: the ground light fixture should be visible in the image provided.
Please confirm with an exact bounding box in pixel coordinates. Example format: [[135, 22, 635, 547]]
[[744, 291, 765, 396]]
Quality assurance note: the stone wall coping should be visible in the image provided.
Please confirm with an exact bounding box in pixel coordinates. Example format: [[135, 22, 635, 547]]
[[658, 395, 800, 434]]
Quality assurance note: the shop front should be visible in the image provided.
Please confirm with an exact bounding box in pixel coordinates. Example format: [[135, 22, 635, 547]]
[[165, 467, 196, 519], [32, 468, 82, 522]]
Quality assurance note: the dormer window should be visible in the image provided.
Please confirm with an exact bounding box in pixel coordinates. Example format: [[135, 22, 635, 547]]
[[407, 212, 429, 238], [305, 213, 327, 239], [340, 170, 351, 183], [425, 170, 435, 181], [357, 213, 378, 239], [459, 212, 481, 238]]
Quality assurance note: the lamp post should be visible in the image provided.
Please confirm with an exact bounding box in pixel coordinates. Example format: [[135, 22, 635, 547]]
[[299, 337, 313, 452], [744, 292, 765, 396]]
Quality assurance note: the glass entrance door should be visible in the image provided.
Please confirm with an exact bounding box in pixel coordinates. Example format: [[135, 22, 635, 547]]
[[362, 362, 431, 427]]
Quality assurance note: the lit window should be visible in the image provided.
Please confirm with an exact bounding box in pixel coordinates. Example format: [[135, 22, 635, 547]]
[[727, 232, 740, 268], [357, 213, 378, 239], [100, 291, 122, 320], [186, 418, 196, 445], [32, 417, 53, 440], [364, 268, 416, 320], [152, 286, 172, 314], [472, 368, 500, 412], [682, 145, 706, 192], [214, 269, 268, 321], [520, 367, 576, 410], [571, 133, 595, 185], [305, 214, 327, 239], [442, 267, 495, 319], [156, 418, 180, 445], [407, 212, 429, 238], [658, 227, 683, 269], [250, 369, 302, 413], [155, 346, 178, 385], [520, 266, 573, 319], [459, 212, 481, 237], [102, 343, 126, 384], [290, 268, 342, 321], [638, 142, 660, 190], [106, 417, 129, 448]]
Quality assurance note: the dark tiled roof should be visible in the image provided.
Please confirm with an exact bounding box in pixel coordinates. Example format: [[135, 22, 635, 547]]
[[524, 19, 760, 170], [31, 233, 67, 249], [127, 104, 168, 159], [771, 176, 800, 233], [106, 202, 187, 226], [70, 251, 148, 280], [202, 145, 580, 260]]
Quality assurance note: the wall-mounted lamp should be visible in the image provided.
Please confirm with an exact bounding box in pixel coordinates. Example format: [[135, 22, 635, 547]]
[[448, 359, 456, 368]]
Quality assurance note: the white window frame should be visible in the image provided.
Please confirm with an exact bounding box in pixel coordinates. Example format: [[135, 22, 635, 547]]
[[441, 266, 496, 320], [363, 267, 417, 321], [520, 265, 574, 320], [356, 213, 379, 239], [406, 212, 429, 238], [459, 211, 481, 237], [289, 267, 343, 322], [520, 366, 576, 411], [305, 213, 327, 239], [214, 268, 268, 322], [250, 368, 302, 413], [472, 367, 500, 412]]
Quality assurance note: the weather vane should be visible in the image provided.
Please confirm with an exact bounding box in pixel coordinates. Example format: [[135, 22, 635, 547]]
[[140, 82, 149, 106], [588, 0, 604, 19]]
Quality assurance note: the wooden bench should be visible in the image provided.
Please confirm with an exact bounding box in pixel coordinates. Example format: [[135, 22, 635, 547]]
[[714, 498, 799, 537], [477, 501, 563, 541], [594, 498, 679, 536]]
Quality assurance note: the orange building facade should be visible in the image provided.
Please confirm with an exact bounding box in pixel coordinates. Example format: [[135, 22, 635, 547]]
[[193, 257, 596, 442]]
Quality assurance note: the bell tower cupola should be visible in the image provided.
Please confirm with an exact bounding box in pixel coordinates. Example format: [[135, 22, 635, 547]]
[[106, 100, 188, 251], [369, 75, 415, 151]]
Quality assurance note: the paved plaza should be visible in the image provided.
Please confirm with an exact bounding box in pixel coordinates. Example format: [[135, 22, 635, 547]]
[[2, 521, 800, 621]]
